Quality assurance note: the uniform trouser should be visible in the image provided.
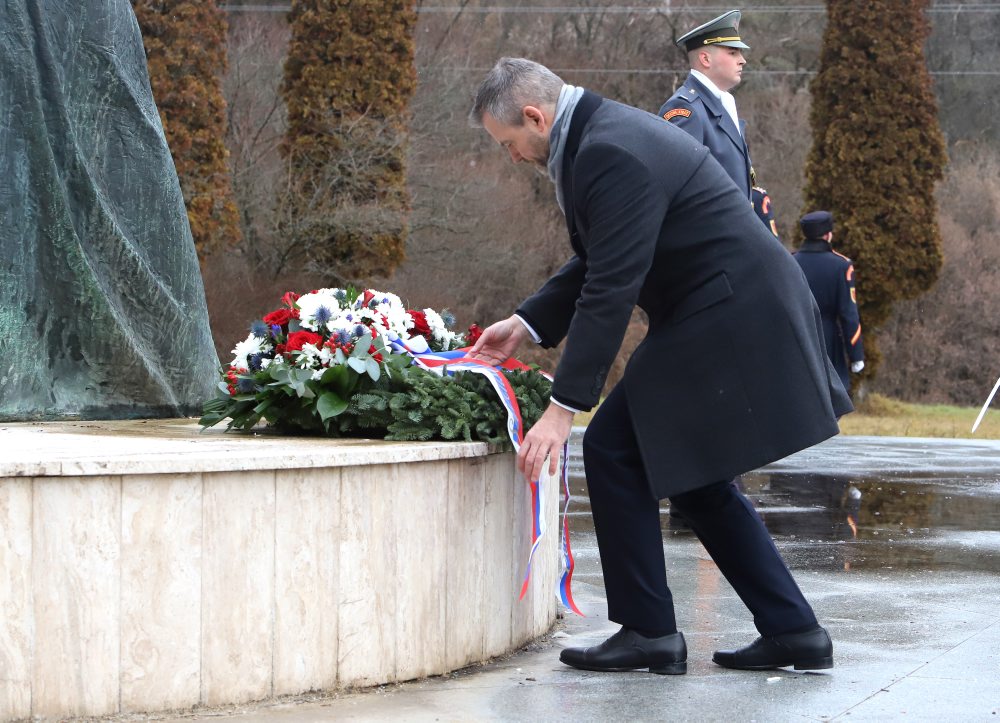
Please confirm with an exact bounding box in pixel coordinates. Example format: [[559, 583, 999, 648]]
[[581, 384, 818, 636]]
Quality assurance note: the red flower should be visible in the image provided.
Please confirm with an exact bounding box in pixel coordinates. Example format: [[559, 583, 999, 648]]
[[368, 344, 384, 363], [408, 310, 431, 338], [285, 331, 323, 352], [362, 289, 376, 307], [280, 291, 300, 307], [262, 308, 293, 328], [466, 323, 483, 345]]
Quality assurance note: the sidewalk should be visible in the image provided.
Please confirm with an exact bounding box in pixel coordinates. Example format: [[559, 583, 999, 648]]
[[145, 435, 1000, 722]]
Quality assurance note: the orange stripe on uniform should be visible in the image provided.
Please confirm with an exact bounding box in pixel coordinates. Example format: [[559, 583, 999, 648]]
[[851, 324, 862, 345], [663, 108, 692, 121], [845, 264, 854, 281]]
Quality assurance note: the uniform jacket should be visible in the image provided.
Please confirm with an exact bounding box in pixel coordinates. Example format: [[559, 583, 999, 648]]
[[658, 73, 752, 200], [516, 91, 852, 498], [793, 239, 865, 391], [752, 186, 779, 239]]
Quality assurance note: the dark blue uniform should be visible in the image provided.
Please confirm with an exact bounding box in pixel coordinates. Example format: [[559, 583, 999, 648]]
[[752, 186, 779, 239], [793, 239, 865, 390], [658, 73, 752, 200]]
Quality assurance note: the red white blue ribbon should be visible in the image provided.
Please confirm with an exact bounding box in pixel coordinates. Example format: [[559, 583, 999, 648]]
[[389, 337, 583, 615]]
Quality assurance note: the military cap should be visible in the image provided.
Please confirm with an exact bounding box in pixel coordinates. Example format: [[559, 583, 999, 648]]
[[800, 210, 834, 239], [676, 10, 751, 53]]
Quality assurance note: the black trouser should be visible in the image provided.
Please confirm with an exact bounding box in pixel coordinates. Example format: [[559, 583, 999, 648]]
[[581, 384, 818, 636]]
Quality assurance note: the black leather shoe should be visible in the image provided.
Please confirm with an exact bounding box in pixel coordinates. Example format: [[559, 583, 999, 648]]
[[560, 627, 687, 675], [713, 626, 833, 671]]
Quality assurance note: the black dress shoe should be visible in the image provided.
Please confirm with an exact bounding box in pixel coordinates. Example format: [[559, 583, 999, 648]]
[[712, 626, 833, 671], [560, 627, 687, 675]]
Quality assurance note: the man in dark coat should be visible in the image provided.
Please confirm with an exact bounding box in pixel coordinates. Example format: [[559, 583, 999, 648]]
[[659, 10, 752, 200], [468, 58, 851, 675], [794, 211, 866, 392]]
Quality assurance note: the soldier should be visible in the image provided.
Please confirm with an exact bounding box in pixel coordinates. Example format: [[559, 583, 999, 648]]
[[659, 9, 752, 200], [752, 184, 780, 239], [793, 211, 865, 392]]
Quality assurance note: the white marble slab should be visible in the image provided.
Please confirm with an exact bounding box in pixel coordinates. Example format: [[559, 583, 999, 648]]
[[394, 461, 448, 680], [444, 457, 487, 670], [120, 474, 202, 712], [273, 468, 341, 695], [0, 419, 490, 477], [337, 463, 397, 687], [201, 471, 276, 705], [4, 433, 556, 718], [0, 479, 32, 721], [482, 453, 516, 658], [32, 476, 121, 718]]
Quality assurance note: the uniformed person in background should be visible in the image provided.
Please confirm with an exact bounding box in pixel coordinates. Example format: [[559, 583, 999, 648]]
[[659, 10, 752, 200], [752, 184, 779, 239], [793, 211, 865, 393]]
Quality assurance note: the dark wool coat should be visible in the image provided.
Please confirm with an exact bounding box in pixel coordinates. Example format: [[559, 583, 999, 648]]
[[794, 239, 865, 391], [658, 73, 752, 200], [516, 92, 852, 499]]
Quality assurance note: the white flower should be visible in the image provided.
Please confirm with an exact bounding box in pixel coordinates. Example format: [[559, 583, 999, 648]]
[[423, 308, 462, 350], [296, 291, 342, 331], [231, 334, 267, 369], [294, 343, 324, 369]]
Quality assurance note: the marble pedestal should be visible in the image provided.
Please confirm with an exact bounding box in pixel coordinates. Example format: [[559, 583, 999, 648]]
[[0, 420, 559, 720]]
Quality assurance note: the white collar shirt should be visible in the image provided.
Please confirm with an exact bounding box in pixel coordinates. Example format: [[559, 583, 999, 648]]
[[691, 69, 741, 136]]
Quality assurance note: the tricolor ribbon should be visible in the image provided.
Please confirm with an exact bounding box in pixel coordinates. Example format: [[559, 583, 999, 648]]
[[388, 335, 583, 615]]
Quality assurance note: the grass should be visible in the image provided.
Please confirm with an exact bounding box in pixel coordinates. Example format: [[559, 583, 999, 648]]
[[838, 393, 1000, 439], [573, 393, 1000, 440]]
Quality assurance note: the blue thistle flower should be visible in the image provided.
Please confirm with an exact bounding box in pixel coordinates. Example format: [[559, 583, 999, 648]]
[[354, 324, 366, 337], [314, 306, 332, 326], [250, 320, 269, 339], [236, 377, 256, 394], [334, 289, 347, 301], [441, 310, 456, 327], [335, 330, 351, 345], [247, 353, 265, 372]]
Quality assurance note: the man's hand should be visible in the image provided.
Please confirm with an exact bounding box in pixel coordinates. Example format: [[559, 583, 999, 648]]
[[518, 403, 574, 482], [468, 315, 529, 366]]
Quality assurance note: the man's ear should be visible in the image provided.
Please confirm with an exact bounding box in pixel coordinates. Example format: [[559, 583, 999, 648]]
[[523, 105, 545, 130]]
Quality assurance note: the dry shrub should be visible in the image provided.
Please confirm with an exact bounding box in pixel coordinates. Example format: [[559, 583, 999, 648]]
[[870, 146, 1000, 405]]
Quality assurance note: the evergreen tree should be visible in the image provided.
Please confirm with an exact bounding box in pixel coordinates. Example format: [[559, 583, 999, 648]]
[[133, 0, 242, 260], [803, 0, 946, 378], [279, 0, 417, 282]]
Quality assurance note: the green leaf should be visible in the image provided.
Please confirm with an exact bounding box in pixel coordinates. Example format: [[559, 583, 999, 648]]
[[351, 332, 372, 358], [317, 391, 349, 420], [365, 358, 381, 381], [347, 357, 366, 374]]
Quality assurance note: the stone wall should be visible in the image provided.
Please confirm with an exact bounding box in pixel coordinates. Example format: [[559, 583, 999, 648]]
[[0, 421, 560, 719]]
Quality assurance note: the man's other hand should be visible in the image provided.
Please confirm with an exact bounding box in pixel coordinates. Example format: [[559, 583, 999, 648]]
[[851, 361, 865, 373], [468, 315, 529, 365], [518, 404, 574, 482]]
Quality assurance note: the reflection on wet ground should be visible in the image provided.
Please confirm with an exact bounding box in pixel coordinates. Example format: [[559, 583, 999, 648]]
[[566, 432, 1000, 576]]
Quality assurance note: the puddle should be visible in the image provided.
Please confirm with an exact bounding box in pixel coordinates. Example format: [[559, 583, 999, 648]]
[[564, 464, 1000, 575]]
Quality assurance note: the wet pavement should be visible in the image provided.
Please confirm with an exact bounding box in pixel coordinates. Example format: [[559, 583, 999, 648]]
[[150, 434, 1000, 722]]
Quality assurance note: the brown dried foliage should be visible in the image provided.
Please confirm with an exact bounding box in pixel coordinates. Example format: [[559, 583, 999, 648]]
[[803, 0, 947, 378], [133, 0, 242, 260], [279, 0, 417, 283]]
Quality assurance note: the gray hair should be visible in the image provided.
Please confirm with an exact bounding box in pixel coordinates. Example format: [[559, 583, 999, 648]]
[[469, 58, 564, 127]]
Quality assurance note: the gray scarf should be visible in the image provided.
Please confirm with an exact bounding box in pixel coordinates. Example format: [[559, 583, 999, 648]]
[[546, 84, 585, 214]]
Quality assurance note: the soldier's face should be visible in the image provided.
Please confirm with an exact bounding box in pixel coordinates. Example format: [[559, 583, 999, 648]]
[[705, 46, 746, 91]]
